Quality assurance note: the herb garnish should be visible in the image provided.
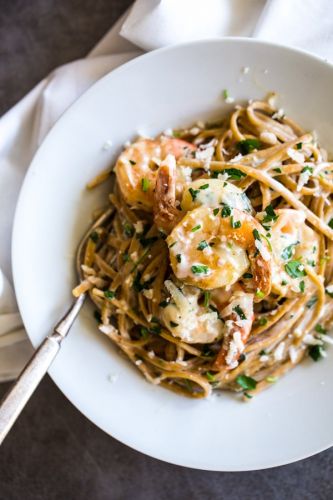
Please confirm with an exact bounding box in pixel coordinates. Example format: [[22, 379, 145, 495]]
[[236, 375, 257, 391], [191, 264, 209, 275], [197, 240, 209, 251], [237, 138, 261, 155], [284, 260, 306, 278], [233, 305, 246, 320]]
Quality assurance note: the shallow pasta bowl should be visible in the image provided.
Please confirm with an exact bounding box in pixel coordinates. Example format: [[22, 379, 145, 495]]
[[12, 38, 333, 471]]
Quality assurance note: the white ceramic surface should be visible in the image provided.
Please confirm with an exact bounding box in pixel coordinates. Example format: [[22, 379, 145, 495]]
[[12, 39, 333, 471]]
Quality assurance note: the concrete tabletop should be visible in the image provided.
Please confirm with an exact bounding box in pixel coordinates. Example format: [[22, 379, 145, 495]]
[[1, 1, 333, 498]]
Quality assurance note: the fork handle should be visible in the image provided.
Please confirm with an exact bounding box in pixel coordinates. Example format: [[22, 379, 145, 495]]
[[0, 333, 61, 445]]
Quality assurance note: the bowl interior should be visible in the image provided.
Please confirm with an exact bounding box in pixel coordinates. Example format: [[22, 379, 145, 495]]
[[12, 39, 333, 471]]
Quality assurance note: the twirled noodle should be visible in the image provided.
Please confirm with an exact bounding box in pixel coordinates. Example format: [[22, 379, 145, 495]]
[[73, 95, 333, 400]]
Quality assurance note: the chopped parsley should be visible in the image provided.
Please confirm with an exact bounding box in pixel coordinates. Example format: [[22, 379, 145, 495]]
[[257, 317, 268, 326], [266, 376, 278, 383], [263, 204, 278, 223], [296, 142, 302, 150], [159, 300, 169, 308], [93, 310, 101, 323], [315, 324, 327, 334], [299, 280, 305, 293], [309, 345, 325, 362], [301, 166, 313, 174], [284, 260, 307, 278], [328, 218, 333, 229], [206, 371, 215, 382], [176, 254, 182, 263], [223, 168, 246, 181], [203, 291, 210, 308], [129, 159, 136, 165], [141, 178, 150, 192], [140, 327, 149, 339], [90, 231, 99, 243], [237, 138, 261, 155], [281, 280, 288, 286], [222, 89, 230, 99], [273, 167, 282, 173], [230, 216, 241, 229], [191, 264, 209, 275], [139, 236, 158, 247], [123, 222, 134, 238], [170, 321, 179, 328], [236, 375, 257, 391], [199, 183, 209, 190], [243, 272, 253, 279], [233, 305, 246, 320], [281, 241, 299, 260], [104, 290, 115, 299], [197, 240, 209, 251], [255, 290, 265, 299], [253, 229, 261, 241], [123, 253, 131, 262], [189, 187, 199, 201], [221, 204, 232, 218], [213, 208, 219, 216], [191, 225, 201, 232]]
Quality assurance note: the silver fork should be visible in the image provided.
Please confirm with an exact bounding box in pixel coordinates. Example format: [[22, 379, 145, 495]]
[[0, 207, 114, 445]]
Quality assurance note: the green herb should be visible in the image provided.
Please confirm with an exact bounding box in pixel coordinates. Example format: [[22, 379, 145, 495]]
[[273, 167, 282, 173], [259, 349, 267, 356], [213, 208, 219, 216], [309, 345, 325, 362], [306, 259, 316, 267], [239, 353, 246, 363], [191, 225, 201, 232], [256, 289, 265, 299], [140, 327, 149, 339], [296, 142, 302, 150], [325, 287, 333, 298], [124, 222, 134, 237], [141, 178, 150, 192], [263, 204, 278, 223], [90, 231, 99, 243], [299, 280, 305, 293], [159, 300, 169, 308], [328, 218, 333, 229], [204, 291, 210, 308], [233, 305, 246, 320], [197, 240, 209, 251], [139, 236, 158, 247], [315, 324, 327, 334], [223, 168, 246, 181], [258, 317, 268, 326], [172, 130, 182, 138], [285, 260, 307, 278], [281, 241, 299, 260], [206, 371, 215, 382], [104, 290, 115, 299], [243, 272, 253, 279], [266, 376, 278, 383], [170, 321, 179, 328], [129, 159, 136, 165], [123, 253, 131, 262], [281, 280, 288, 286], [301, 166, 313, 174], [222, 89, 229, 99], [221, 204, 232, 218], [253, 229, 261, 241], [236, 375, 257, 391], [306, 296, 318, 308], [237, 138, 261, 155], [191, 264, 209, 275], [230, 216, 241, 229], [176, 254, 182, 263], [150, 324, 162, 334], [189, 187, 200, 201], [93, 310, 101, 323], [244, 392, 253, 399], [199, 183, 209, 190]]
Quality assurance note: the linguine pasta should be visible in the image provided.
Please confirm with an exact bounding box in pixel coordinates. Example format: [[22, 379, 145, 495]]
[[73, 95, 333, 399]]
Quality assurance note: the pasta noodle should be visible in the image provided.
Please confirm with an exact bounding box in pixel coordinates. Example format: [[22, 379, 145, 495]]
[[73, 95, 333, 399]]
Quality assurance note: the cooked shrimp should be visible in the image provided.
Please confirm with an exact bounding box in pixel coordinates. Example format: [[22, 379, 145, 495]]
[[161, 280, 224, 343], [267, 209, 320, 295], [181, 178, 252, 213], [115, 136, 195, 209], [166, 206, 272, 298], [212, 288, 254, 370]]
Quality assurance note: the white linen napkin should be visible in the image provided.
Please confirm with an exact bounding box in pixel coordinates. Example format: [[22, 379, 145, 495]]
[[1, 0, 332, 382]]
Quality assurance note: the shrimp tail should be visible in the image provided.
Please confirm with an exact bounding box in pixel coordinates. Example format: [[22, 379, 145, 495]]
[[154, 155, 182, 234]]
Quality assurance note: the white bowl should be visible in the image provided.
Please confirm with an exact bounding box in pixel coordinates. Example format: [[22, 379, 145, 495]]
[[12, 39, 333, 471]]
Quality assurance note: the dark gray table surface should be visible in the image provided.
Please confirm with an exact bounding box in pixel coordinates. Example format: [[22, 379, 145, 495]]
[[1, 1, 333, 499]]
